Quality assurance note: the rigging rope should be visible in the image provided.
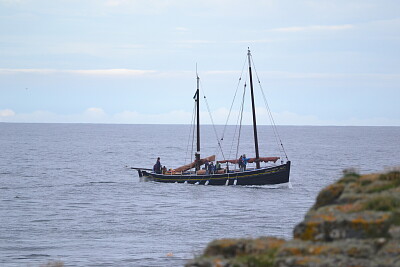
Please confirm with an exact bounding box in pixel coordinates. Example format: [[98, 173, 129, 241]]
[[235, 82, 247, 162], [250, 56, 289, 161], [220, 55, 248, 143], [220, 55, 250, 163], [184, 101, 197, 165], [227, 72, 249, 161], [203, 93, 226, 160], [227, 104, 241, 161], [199, 79, 226, 161]]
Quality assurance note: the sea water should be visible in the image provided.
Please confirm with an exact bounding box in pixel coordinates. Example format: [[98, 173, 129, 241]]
[[1, 123, 399, 266]]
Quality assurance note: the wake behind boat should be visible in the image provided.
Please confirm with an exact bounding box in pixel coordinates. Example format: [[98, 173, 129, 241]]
[[134, 49, 290, 185]]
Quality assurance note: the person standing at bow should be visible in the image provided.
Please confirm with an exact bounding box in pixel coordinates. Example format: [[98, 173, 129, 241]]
[[153, 157, 162, 174]]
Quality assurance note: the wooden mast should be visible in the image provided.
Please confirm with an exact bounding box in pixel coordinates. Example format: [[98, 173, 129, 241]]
[[195, 72, 201, 170], [248, 48, 261, 169]]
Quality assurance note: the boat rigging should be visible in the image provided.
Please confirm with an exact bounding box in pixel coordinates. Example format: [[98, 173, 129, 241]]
[[133, 49, 291, 185]]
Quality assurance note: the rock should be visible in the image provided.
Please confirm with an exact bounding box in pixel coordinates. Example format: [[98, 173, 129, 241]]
[[186, 170, 400, 267], [186, 237, 285, 267], [313, 183, 345, 209]]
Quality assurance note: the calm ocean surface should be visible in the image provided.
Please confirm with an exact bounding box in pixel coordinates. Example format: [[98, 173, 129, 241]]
[[1, 123, 399, 266]]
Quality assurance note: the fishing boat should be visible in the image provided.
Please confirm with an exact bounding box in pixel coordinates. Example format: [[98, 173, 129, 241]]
[[134, 49, 290, 185]]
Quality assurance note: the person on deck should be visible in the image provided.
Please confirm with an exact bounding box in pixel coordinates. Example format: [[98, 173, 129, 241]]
[[209, 162, 214, 174], [153, 157, 162, 174], [204, 160, 209, 174], [216, 161, 221, 171], [242, 154, 249, 171], [238, 155, 244, 171]]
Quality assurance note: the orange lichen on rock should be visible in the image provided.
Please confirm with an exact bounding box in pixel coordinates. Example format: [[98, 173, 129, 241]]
[[186, 169, 400, 267], [315, 213, 336, 222], [314, 183, 345, 209], [360, 173, 379, 183], [349, 213, 391, 238], [213, 258, 223, 267], [295, 256, 322, 265], [335, 203, 363, 213], [294, 221, 321, 241], [203, 238, 242, 257], [280, 246, 303, 256], [203, 237, 286, 259], [306, 245, 330, 255], [254, 237, 285, 251]]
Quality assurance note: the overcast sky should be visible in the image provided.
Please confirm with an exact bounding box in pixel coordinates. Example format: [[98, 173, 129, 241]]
[[1, 0, 399, 125]]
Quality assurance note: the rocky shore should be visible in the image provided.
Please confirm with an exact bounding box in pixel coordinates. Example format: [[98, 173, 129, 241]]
[[186, 169, 400, 267]]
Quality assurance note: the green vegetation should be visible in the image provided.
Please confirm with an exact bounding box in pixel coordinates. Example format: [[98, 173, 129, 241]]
[[364, 195, 400, 212], [367, 181, 398, 193], [379, 171, 400, 187], [339, 168, 361, 184], [314, 183, 345, 209], [232, 253, 276, 267], [360, 179, 372, 186], [187, 169, 400, 267]]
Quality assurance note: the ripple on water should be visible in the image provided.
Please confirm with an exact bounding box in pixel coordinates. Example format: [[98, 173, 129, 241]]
[[1, 124, 399, 266]]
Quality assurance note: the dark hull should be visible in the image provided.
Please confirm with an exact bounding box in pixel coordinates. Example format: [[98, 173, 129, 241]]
[[139, 161, 290, 186]]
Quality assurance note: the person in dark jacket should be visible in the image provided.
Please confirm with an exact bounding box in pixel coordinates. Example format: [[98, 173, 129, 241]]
[[216, 162, 221, 171], [208, 162, 214, 174], [153, 157, 162, 174], [238, 155, 244, 171]]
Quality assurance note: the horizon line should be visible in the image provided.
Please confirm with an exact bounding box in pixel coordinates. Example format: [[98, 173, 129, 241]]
[[1, 122, 399, 127]]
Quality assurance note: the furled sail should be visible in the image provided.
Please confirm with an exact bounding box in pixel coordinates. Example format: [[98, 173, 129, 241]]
[[173, 155, 216, 172], [217, 157, 279, 164]]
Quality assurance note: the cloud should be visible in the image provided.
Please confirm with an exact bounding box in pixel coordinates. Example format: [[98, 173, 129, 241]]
[[0, 109, 15, 117], [174, 40, 215, 45], [105, 0, 127, 7], [232, 39, 278, 44], [261, 72, 400, 80], [1, 68, 399, 85], [0, 108, 192, 124], [0, 68, 157, 76], [204, 70, 241, 75], [0, 110, 59, 123], [203, 70, 400, 83], [84, 107, 106, 117], [0, 109, 103, 123], [2, 68, 399, 86], [100, 0, 273, 15], [2, 108, 398, 126], [70, 69, 157, 76], [270, 111, 326, 126], [175, 27, 189, 33], [0, 0, 24, 5], [0, 69, 58, 75], [113, 110, 193, 124], [102, 0, 190, 15], [212, 108, 326, 126], [270, 24, 355, 33]]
